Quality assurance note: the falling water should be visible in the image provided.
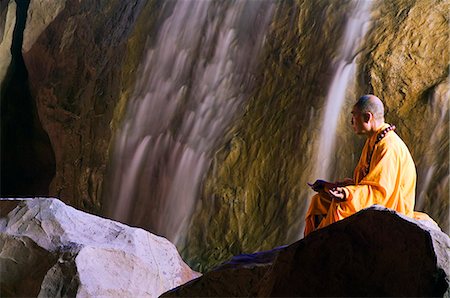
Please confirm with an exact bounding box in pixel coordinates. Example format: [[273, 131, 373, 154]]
[[105, 1, 274, 245], [416, 86, 449, 212], [314, 0, 372, 181]]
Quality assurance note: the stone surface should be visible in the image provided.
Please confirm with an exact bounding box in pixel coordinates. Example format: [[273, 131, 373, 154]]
[[21, 0, 148, 210], [0, 198, 200, 297], [1, 0, 56, 197], [361, 0, 449, 231], [2, 0, 448, 273], [22, 0, 66, 52], [163, 247, 284, 297], [164, 206, 450, 297], [0, 0, 15, 84], [0, 233, 57, 297]]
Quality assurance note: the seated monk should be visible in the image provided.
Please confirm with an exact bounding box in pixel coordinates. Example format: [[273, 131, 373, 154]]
[[304, 94, 437, 236]]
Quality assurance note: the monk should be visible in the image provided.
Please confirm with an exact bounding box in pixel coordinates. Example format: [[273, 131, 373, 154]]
[[304, 94, 436, 236]]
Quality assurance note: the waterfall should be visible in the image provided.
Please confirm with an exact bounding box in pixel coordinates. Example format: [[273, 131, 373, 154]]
[[105, 1, 274, 245], [416, 86, 449, 211], [314, 0, 373, 181]]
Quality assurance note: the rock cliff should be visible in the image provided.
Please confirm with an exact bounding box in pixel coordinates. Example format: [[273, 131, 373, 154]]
[[0, 0, 448, 272], [0, 198, 199, 297], [1, 0, 55, 196], [3, 0, 150, 210]]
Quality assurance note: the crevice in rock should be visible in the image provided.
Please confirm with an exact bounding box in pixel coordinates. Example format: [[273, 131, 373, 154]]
[[1, 0, 55, 196]]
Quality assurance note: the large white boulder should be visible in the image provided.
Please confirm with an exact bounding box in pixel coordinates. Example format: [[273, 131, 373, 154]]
[[0, 198, 200, 297]]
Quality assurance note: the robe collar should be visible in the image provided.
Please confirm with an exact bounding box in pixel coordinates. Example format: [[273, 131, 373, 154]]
[[367, 123, 391, 147]]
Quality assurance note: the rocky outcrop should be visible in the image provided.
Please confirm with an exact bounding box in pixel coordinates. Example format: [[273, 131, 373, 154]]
[[164, 206, 450, 297], [0, 198, 200, 297]]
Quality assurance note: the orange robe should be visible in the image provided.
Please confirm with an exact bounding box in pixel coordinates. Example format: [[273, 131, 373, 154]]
[[304, 124, 436, 236]]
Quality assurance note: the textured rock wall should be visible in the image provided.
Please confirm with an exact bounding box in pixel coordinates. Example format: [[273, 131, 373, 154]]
[[2, 0, 447, 273], [0, 0, 15, 83], [359, 0, 449, 228], [21, 0, 149, 210], [1, 0, 56, 196]]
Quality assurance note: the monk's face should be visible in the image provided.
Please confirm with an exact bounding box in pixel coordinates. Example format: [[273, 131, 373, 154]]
[[351, 106, 369, 135]]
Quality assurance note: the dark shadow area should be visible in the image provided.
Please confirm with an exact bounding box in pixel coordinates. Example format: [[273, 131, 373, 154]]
[[1, 0, 55, 196]]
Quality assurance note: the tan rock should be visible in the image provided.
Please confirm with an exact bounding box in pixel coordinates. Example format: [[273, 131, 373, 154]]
[[22, 0, 66, 53], [0, 198, 200, 297], [0, 0, 15, 83], [0, 233, 57, 297]]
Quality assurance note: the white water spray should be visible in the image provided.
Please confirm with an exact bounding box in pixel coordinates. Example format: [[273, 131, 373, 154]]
[[105, 1, 275, 245], [416, 87, 449, 211], [314, 0, 373, 181]]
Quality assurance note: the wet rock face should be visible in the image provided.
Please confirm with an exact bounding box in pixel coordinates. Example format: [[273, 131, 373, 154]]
[[1, 0, 447, 273], [183, 0, 357, 272], [362, 0, 449, 229], [0, 198, 200, 297], [163, 207, 450, 297]]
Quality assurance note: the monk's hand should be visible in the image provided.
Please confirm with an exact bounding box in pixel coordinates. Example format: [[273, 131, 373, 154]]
[[307, 179, 337, 192], [336, 178, 354, 187], [328, 187, 347, 202]]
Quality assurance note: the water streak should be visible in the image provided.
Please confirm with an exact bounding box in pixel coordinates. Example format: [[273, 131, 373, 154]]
[[416, 86, 449, 211], [314, 0, 373, 181], [105, 1, 274, 245]]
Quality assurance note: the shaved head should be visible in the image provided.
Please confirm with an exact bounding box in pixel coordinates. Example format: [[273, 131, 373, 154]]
[[354, 94, 385, 121]]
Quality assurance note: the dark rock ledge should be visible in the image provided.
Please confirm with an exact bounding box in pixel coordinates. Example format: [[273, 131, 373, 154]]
[[163, 205, 450, 297]]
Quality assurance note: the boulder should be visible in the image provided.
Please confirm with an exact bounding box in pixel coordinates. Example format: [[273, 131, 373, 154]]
[[163, 206, 450, 297], [0, 198, 200, 297], [163, 247, 285, 297]]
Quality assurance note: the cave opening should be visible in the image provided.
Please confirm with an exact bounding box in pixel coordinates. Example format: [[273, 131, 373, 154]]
[[0, 0, 55, 196]]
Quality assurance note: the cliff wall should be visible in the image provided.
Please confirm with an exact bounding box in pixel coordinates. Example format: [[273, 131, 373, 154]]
[[1, 0, 447, 271]]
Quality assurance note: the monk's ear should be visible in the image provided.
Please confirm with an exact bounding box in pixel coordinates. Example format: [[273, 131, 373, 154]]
[[363, 112, 372, 123]]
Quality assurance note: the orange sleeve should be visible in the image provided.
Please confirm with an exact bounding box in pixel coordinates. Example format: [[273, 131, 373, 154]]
[[342, 139, 400, 213]]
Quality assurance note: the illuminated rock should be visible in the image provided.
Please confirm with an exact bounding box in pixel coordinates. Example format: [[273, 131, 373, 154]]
[[0, 198, 200, 297], [0, 0, 15, 84]]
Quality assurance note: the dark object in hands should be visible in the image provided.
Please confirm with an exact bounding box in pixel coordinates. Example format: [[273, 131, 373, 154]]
[[307, 180, 336, 192]]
